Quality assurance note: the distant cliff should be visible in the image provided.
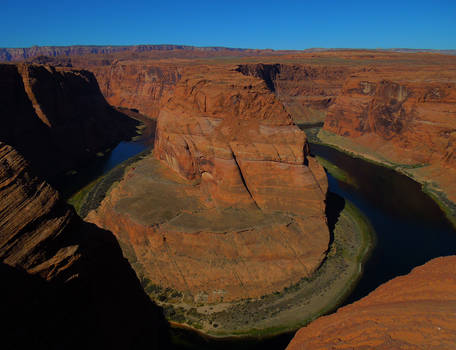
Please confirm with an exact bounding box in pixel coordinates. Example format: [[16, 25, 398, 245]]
[[0, 44, 281, 62]]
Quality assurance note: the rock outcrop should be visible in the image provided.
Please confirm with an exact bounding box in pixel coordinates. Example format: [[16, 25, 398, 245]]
[[0, 63, 139, 182], [0, 141, 170, 349], [87, 64, 330, 304], [237, 63, 349, 125], [286, 256, 456, 350]]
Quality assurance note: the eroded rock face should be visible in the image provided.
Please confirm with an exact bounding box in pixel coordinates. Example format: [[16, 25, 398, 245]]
[[0, 142, 169, 349], [87, 64, 329, 303], [0, 63, 139, 181], [286, 256, 456, 350], [155, 65, 328, 214], [91, 62, 181, 118], [323, 70, 456, 206], [237, 63, 350, 124], [325, 74, 456, 166]]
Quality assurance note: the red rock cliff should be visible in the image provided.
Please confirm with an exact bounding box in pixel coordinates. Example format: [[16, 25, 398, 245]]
[[286, 256, 456, 350], [322, 68, 456, 208], [236, 63, 350, 124], [91, 62, 180, 117]]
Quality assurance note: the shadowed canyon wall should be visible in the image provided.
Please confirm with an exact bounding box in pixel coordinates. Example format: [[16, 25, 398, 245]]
[[0, 63, 139, 181], [0, 142, 170, 349]]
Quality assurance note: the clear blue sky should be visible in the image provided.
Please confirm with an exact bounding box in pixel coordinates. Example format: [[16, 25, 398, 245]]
[[2, 0, 455, 49]]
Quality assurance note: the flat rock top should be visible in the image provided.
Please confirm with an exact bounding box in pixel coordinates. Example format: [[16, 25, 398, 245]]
[[110, 155, 291, 233]]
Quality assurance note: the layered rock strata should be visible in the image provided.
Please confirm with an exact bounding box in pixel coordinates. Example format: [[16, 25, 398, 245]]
[[0, 142, 169, 349], [236, 63, 350, 125], [87, 64, 330, 303], [322, 69, 456, 211], [287, 256, 456, 350], [90, 62, 181, 117], [0, 63, 139, 181]]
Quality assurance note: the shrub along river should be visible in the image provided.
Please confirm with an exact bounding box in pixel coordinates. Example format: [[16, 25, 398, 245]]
[[63, 123, 456, 350]]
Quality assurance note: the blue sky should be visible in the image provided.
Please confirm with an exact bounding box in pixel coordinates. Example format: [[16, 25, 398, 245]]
[[2, 0, 455, 49]]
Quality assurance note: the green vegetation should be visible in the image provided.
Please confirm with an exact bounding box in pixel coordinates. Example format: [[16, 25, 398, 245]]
[[67, 179, 100, 214]]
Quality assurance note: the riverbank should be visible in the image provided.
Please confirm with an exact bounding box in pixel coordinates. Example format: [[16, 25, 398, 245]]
[[313, 129, 456, 228]]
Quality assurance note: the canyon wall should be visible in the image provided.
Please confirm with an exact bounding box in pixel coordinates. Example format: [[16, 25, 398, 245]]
[[324, 72, 456, 167], [0, 142, 169, 349], [322, 68, 456, 208], [237, 63, 350, 125], [286, 255, 456, 349], [0, 63, 139, 181], [90, 62, 181, 117], [87, 64, 330, 304]]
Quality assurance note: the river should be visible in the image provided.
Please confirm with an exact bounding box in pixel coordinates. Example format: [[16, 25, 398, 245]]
[[65, 126, 456, 350]]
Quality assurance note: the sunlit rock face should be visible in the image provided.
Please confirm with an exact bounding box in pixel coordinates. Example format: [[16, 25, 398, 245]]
[[323, 69, 456, 205], [236, 63, 350, 125], [287, 256, 456, 350]]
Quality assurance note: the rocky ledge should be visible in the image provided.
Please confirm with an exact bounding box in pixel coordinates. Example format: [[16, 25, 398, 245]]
[[287, 255, 456, 350]]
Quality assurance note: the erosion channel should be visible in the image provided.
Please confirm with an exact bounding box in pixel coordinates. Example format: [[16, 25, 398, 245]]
[[67, 124, 455, 350]]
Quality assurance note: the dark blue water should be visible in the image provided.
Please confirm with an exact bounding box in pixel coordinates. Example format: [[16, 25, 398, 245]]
[[310, 143, 456, 304]]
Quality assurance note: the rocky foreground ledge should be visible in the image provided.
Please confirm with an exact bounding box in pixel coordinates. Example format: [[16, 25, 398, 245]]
[[287, 255, 456, 350]]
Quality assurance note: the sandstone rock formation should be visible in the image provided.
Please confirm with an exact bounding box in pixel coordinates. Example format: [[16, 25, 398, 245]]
[[237, 63, 349, 125], [286, 256, 456, 350], [86, 64, 330, 304], [91, 62, 181, 117], [0, 63, 139, 182], [322, 67, 456, 211], [0, 141, 170, 349]]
